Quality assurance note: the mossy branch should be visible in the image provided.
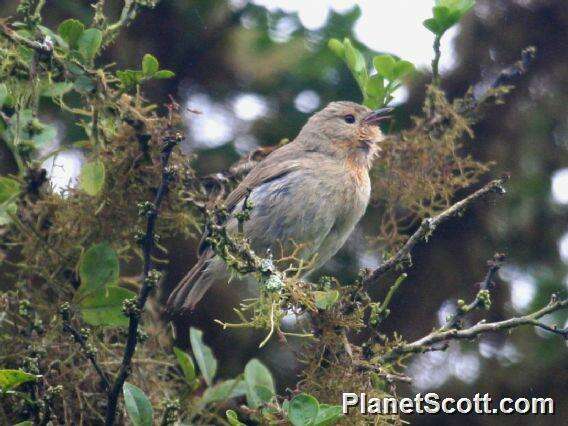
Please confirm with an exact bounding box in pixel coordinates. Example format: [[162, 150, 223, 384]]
[[104, 130, 181, 426]]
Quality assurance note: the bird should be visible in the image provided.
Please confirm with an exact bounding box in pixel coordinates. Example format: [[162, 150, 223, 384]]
[[166, 101, 391, 316]]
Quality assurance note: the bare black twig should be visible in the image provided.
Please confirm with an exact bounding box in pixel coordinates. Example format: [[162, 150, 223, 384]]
[[364, 176, 509, 286], [104, 131, 181, 426], [59, 303, 110, 392]]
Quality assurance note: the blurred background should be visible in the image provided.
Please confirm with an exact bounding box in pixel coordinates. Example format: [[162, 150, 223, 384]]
[[1, 0, 568, 424]]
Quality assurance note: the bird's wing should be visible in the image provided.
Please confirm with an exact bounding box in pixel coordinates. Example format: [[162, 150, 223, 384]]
[[166, 143, 306, 315], [224, 146, 303, 211]]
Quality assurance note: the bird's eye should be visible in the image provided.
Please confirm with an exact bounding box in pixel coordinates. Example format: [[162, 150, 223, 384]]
[[344, 114, 355, 124]]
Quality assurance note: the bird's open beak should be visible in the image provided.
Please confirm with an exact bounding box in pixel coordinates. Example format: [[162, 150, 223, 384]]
[[362, 107, 394, 125]]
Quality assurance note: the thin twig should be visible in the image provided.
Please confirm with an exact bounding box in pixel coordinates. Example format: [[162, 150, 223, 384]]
[[431, 34, 442, 83], [103, 0, 159, 43], [104, 131, 181, 426], [440, 253, 505, 332], [467, 46, 537, 115], [489, 47, 536, 91], [60, 307, 111, 392], [364, 176, 508, 286], [380, 294, 568, 363], [373, 273, 407, 326]]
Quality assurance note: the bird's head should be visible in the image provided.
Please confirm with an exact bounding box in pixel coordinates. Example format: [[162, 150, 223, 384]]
[[297, 101, 391, 168]]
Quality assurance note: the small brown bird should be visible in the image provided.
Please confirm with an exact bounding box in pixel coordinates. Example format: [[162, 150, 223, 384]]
[[167, 101, 391, 315]]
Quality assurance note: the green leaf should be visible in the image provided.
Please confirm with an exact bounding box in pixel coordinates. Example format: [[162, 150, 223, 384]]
[[199, 379, 246, 406], [314, 290, 340, 310], [226, 410, 246, 426], [437, 0, 476, 14], [78, 242, 120, 294], [123, 382, 153, 426], [314, 404, 342, 426], [0, 176, 21, 205], [0, 369, 38, 391], [365, 74, 384, 98], [343, 39, 365, 73], [41, 82, 73, 98], [31, 124, 57, 147], [373, 54, 397, 81], [244, 358, 275, 408], [433, 6, 458, 32], [341, 38, 368, 95], [189, 327, 217, 386], [5, 109, 55, 148], [116, 70, 144, 89], [0, 202, 17, 226], [73, 75, 96, 94], [77, 28, 102, 63], [424, 1, 475, 35], [0, 83, 7, 106], [80, 160, 105, 196], [38, 25, 67, 48], [57, 19, 85, 49], [173, 347, 197, 385], [13, 421, 34, 426], [0, 176, 19, 225], [153, 70, 175, 79], [287, 394, 319, 426], [79, 286, 135, 326], [423, 17, 443, 35], [363, 96, 380, 110], [327, 38, 344, 59], [392, 60, 415, 79], [142, 54, 159, 76]]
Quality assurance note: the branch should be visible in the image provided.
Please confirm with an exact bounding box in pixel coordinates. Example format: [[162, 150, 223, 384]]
[[380, 294, 568, 363], [467, 46, 537, 116], [103, 0, 160, 43], [489, 46, 536, 91], [0, 21, 97, 77], [104, 130, 181, 426], [431, 34, 442, 83], [59, 303, 111, 392], [364, 176, 508, 286], [371, 273, 407, 326], [440, 253, 505, 331]]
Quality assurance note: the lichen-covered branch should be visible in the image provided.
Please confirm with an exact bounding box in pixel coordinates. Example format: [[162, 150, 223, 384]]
[[380, 294, 568, 364], [364, 176, 509, 285], [440, 253, 505, 332], [103, 0, 159, 43]]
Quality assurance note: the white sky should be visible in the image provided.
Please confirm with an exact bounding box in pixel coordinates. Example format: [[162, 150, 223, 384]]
[[551, 168, 568, 205]]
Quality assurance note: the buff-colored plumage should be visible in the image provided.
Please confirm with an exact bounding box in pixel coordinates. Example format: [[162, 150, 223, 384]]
[[166, 101, 389, 315]]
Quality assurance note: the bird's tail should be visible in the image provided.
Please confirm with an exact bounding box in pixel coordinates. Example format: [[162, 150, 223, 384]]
[[165, 254, 214, 316]]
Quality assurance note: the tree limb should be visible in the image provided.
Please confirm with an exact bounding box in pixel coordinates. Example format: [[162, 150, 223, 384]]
[[364, 176, 509, 286], [104, 130, 181, 426], [440, 252, 505, 332], [380, 294, 568, 363]]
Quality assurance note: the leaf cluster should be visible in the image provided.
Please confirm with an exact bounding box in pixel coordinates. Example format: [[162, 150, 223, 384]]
[[328, 38, 414, 108], [423, 0, 476, 36]]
